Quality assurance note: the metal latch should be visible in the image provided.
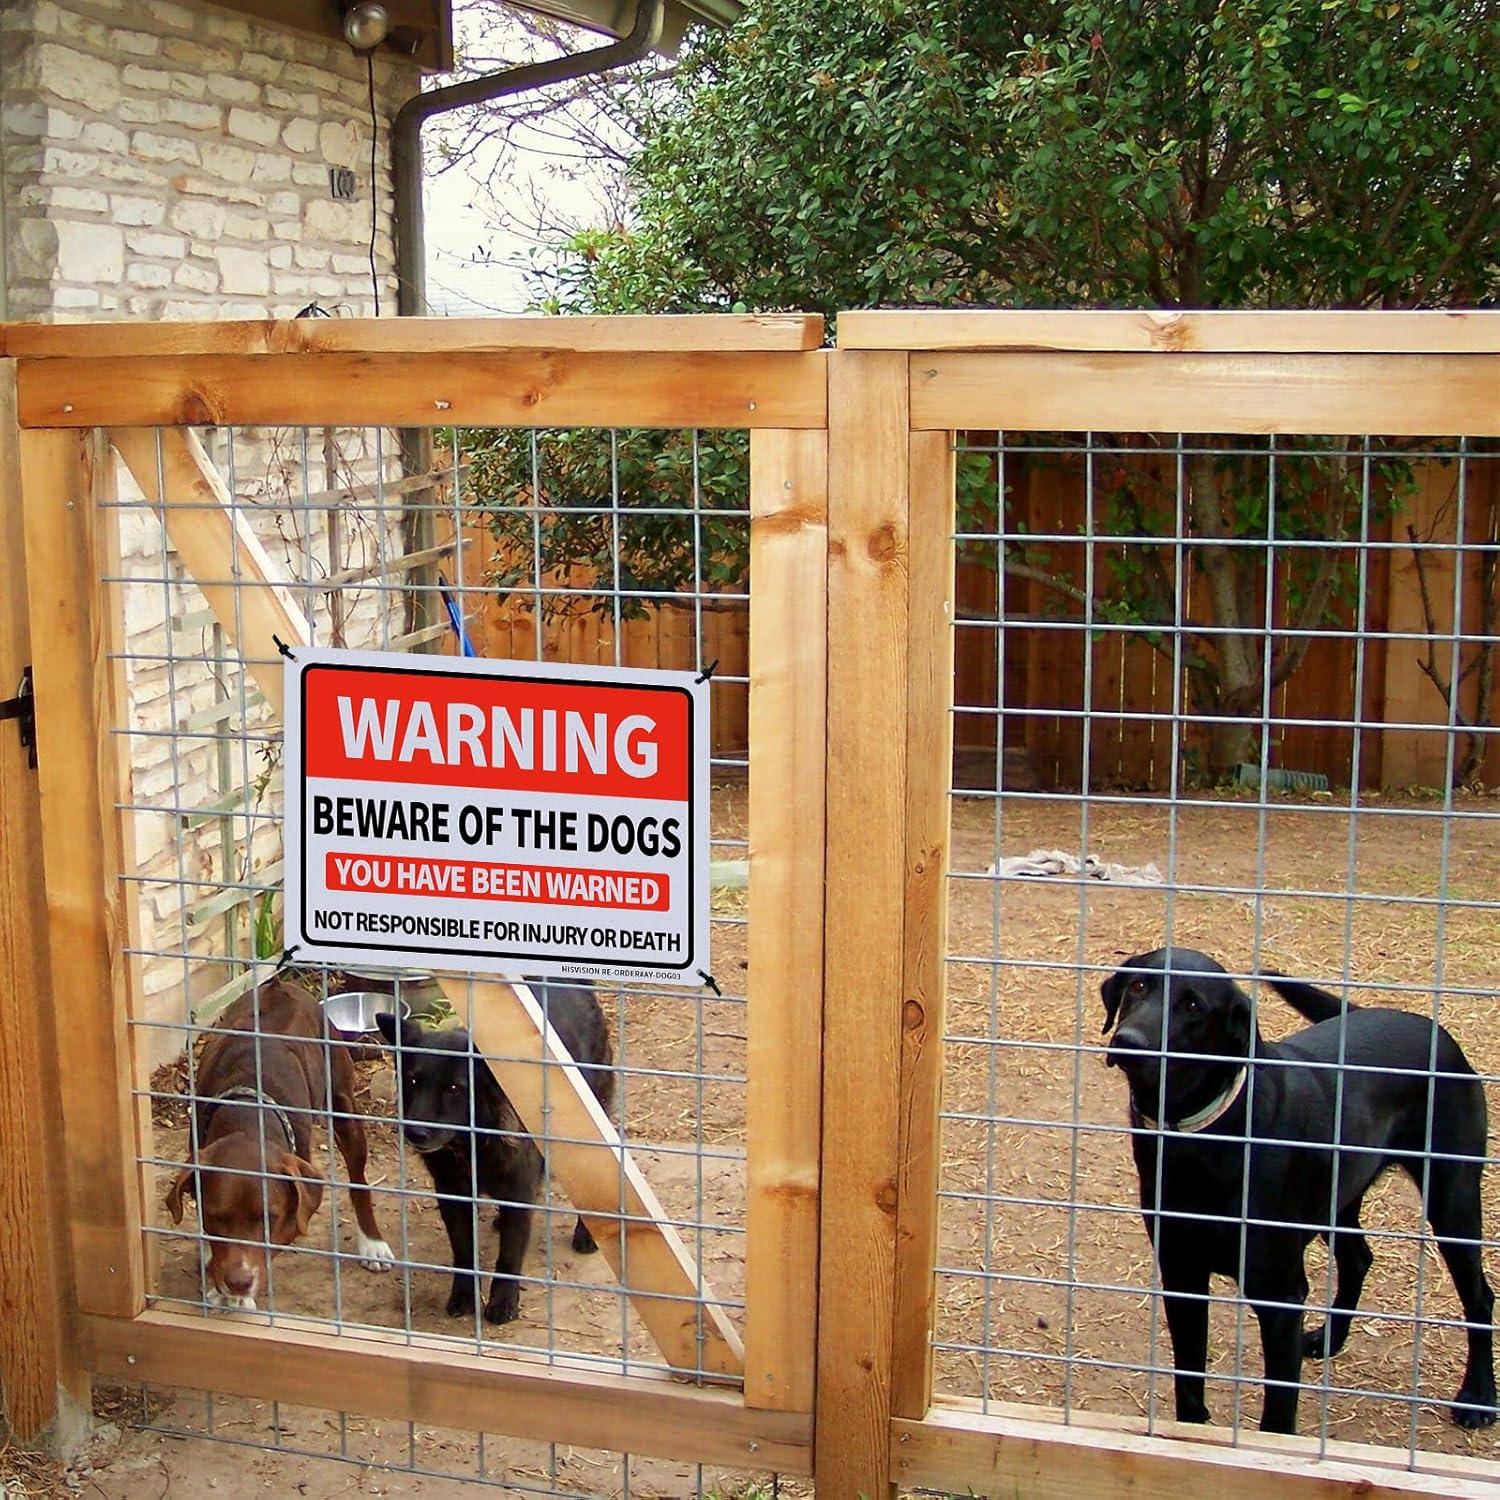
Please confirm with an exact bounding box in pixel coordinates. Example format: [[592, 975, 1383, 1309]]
[[0, 666, 36, 768]]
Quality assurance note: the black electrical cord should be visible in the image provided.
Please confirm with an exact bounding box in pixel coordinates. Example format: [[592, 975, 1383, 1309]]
[[367, 50, 380, 317]]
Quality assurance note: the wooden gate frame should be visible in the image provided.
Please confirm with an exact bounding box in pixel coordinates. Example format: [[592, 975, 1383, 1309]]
[[4, 310, 1500, 1496], [817, 309, 1500, 1498], [0, 314, 825, 1474]]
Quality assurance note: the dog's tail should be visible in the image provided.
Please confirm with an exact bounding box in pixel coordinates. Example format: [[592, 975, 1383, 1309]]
[[1263, 970, 1356, 1024]]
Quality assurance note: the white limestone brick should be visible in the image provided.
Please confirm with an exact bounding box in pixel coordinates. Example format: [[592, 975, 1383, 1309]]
[[280, 117, 317, 154], [112, 193, 165, 226], [160, 98, 221, 130], [206, 72, 259, 104], [36, 42, 122, 109], [126, 228, 185, 257], [54, 219, 124, 282], [173, 261, 218, 293], [215, 245, 271, 296], [226, 107, 279, 147]]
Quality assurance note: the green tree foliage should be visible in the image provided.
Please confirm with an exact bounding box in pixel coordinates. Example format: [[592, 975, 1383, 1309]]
[[538, 0, 1495, 313], [466, 0, 1497, 775]]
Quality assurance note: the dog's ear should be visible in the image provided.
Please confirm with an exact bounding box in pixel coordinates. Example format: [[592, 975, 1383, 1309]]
[[276, 1151, 325, 1238], [1100, 970, 1128, 1035], [165, 1164, 195, 1223], [165, 1136, 233, 1222], [375, 1012, 422, 1048]]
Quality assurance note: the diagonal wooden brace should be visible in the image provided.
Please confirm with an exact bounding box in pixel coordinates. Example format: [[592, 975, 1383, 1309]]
[[111, 426, 743, 1379]]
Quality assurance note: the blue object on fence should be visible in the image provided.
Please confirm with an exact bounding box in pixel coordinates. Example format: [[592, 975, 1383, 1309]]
[[436, 572, 477, 657]]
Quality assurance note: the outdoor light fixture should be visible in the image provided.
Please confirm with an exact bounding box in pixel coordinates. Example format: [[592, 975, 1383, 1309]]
[[342, 1, 390, 51]]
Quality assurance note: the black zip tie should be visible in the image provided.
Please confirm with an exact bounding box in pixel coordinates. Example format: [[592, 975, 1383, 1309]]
[[695, 658, 719, 683], [275, 944, 301, 974], [273, 634, 297, 661], [698, 969, 721, 997]]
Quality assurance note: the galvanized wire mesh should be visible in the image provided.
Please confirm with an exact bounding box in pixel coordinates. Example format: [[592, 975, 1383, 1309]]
[[104, 419, 763, 1495], [934, 431, 1500, 1462]]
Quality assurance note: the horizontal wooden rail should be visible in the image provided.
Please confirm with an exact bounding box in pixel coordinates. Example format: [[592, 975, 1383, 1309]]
[[1, 313, 825, 358], [83, 1311, 808, 1473], [891, 1403, 1500, 1498], [909, 351, 1500, 436], [17, 350, 829, 431], [840, 308, 1500, 354]]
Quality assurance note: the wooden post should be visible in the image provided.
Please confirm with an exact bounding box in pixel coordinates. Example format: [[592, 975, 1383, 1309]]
[[817, 351, 911, 1495], [891, 430, 956, 1419], [744, 428, 828, 1412], [92, 435, 159, 1292], [0, 371, 89, 1441], [19, 426, 145, 1322], [110, 425, 743, 1379]]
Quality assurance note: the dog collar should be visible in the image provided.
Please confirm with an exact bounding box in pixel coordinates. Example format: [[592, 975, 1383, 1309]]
[[208, 1085, 298, 1153], [1136, 1066, 1248, 1134]]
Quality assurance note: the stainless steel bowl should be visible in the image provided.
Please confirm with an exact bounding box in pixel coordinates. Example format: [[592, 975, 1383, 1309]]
[[320, 991, 410, 1036]]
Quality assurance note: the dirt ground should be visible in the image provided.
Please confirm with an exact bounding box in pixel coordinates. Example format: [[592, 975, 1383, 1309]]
[[936, 786, 1500, 1462], [17, 782, 1500, 1495]]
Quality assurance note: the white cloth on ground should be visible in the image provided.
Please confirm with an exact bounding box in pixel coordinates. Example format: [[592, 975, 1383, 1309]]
[[987, 848, 1164, 885]]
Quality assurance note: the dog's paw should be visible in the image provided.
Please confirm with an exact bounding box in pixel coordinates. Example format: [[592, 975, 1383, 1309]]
[[1301, 1324, 1332, 1361], [205, 1287, 258, 1313], [484, 1285, 520, 1325], [1452, 1390, 1498, 1429], [356, 1233, 396, 1272]]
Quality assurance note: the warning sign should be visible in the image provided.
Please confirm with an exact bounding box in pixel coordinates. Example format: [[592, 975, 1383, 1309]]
[[283, 646, 709, 984]]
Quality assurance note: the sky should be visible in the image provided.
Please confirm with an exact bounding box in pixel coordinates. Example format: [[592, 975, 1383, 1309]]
[[415, 4, 636, 316]]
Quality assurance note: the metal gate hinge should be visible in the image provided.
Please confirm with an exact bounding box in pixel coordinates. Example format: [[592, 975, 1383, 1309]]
[[0, 666, 37, 769]]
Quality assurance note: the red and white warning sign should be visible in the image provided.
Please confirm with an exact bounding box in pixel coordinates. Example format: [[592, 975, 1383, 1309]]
[[284, 646, 709, 984]]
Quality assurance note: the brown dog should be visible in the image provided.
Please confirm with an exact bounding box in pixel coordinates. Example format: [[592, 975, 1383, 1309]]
[[165, 978, 392, 1309]]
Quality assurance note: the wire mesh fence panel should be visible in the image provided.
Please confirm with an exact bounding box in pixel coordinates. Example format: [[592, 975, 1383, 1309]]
[[104, 417, 768, 1492], [932, 430, 1500, 1464], [104, 1382, 804, 1498]]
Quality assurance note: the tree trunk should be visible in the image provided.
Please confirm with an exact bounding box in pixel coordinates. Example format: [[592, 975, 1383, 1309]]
[[1206, 714, 1258, 781], [1189, 669, 1262, 781]]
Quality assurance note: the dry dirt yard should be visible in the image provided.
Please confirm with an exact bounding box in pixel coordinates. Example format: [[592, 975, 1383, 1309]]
[[10, 783, 1500, 1496], [936, 786, 1500, 1462]]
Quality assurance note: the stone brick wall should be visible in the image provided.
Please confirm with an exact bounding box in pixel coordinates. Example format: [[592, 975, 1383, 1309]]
[[0, 0, 417, 319], [114, 429, 411, 1068], [0, 1, 431, 1062]]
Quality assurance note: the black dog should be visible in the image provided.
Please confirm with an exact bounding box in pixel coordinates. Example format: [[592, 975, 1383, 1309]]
[[376, 983, 613, 1325], [1102, 947, 1495, 1434]]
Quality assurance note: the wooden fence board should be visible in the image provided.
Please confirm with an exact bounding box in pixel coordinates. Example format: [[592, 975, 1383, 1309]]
[[19, 350, 829, 431], [890, 429, 956, 1419], [0, 366, 88, 1437], [20, 428, 144, 1320], [817, 350, 911, 1494], [83, 1310, 807, 1473], [4, 313, 825, 359], [744, 428, 827, 1413], [912, 353, 1500, 437], [840, 309, 1500, 355], [891, 1406, 1500, 1498]]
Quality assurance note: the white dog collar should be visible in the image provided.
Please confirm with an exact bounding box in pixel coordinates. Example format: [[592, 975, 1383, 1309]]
[[1136, 1066, 1248, 1134]]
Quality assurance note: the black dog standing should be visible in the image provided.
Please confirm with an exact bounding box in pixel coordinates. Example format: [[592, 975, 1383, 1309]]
[[377, 983, 614, 1325], [1101, 947, 1495, 1434]]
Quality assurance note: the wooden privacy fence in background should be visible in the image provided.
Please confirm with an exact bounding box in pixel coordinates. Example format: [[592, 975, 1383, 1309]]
[[955, 447, 1499, 792], [1, 310, 1499, 1499]]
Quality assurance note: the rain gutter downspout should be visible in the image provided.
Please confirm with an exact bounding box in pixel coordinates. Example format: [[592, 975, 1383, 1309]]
[[393, 0, 667, 317]]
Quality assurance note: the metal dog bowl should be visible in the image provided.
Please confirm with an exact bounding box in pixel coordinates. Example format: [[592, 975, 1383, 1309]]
[[336, 968, 446, 1017], [321, 991, 410, 1037]]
